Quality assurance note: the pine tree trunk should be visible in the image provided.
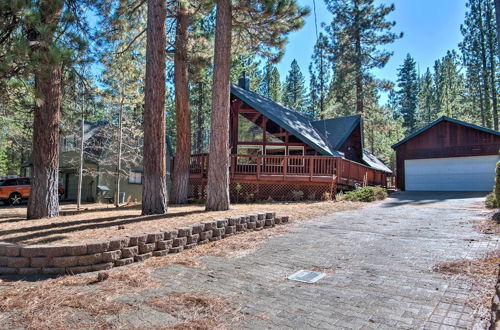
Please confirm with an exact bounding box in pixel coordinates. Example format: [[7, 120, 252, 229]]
[[195, 82, 204, 154], [206, 0, 232, 211], [27, 65, 62, 219], [486, 5, 499, 130], [26, 1, 64, 219], [171, 2, 191, 205], [142, 0, 167, 215], [354, 0, 364, 115], [478, 1, 493, 128]]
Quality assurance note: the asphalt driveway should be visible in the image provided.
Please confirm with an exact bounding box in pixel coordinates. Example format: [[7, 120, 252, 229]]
[[124, 191, 498, 329]]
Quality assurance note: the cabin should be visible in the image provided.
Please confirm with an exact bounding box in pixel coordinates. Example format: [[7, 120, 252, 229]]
[[392, 116, 500, 191], [187, 79, 392, 201]]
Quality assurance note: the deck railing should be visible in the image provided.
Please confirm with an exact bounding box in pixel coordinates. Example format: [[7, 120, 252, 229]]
[[185, 154, 389, 188]]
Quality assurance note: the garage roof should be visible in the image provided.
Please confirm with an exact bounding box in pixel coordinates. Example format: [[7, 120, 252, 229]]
[[391, 116, 500, 149]]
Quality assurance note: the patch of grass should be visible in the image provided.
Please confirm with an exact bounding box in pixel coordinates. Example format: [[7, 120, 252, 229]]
[[338, 187, 388, 202]]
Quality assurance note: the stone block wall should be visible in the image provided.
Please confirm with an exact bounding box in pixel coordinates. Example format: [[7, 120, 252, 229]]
[[0, 212, 289, 275]]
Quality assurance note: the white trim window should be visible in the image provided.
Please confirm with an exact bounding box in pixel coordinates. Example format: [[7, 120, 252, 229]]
[[288, 146, 305, 166], [128, 171, 142, 184], [237, 145, 263, 164]]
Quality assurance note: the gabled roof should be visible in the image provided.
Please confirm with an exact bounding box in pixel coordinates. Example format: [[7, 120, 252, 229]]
[[311, 115, 361, 150], [362, 149, 392, 173], [231, 84, 338, 156], [392, 116, 500, 149]]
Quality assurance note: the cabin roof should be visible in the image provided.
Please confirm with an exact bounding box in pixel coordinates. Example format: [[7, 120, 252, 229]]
[[362, 149, 392, 173], [231, 84, 338, 156], [392, 116, 500, 149], [311, 115, 361, 150]]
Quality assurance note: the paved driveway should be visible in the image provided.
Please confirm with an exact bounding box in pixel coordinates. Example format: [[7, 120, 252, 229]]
[[134, 192, 498, 329]]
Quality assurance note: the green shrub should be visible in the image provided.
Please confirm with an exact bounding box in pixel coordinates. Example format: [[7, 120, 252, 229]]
[[495, 160, 500, 205], [485, 159, 500, 209], [486, 192, 498, 209], [291, 190, 304, 201], [343, 186, 388, 202]]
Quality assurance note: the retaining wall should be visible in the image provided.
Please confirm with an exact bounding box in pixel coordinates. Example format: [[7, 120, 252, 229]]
[[0, 212, 288, 275]]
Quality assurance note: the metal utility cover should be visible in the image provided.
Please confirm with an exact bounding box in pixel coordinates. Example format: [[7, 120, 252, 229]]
[[288, 270, 326, 283]]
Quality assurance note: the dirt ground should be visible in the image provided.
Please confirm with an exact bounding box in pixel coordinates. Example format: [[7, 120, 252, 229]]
[[0, 201, 361, 246]]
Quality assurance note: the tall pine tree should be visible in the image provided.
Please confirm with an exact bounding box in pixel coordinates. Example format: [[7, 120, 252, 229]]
[[460, 0, 499, 129], [282, 59, 308, 112], [325, 0, 401, 115], [259, 59, 282, 102], [309, 32, 331, 118], [396, 54, 419, 132]]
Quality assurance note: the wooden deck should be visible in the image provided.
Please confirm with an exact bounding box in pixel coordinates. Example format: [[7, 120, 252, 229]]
[[187, 154, 389, 188]]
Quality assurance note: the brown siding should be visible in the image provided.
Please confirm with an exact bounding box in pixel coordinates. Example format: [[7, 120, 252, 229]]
[[339, 125, 363, 163], [394, 120, 500, 190]]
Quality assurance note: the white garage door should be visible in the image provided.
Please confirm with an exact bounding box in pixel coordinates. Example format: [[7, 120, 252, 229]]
[[405, 155, 499, 191]]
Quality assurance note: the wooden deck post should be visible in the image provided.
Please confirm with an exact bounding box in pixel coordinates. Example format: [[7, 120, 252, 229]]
[[309, 157, 314, 181]]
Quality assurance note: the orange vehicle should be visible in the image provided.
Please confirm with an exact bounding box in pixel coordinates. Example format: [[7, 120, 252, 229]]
[[0, 177, 64, 206]]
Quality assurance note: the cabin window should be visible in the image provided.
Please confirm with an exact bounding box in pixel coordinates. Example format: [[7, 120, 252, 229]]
[[128, 171, 142, 184], [265, 120, 286, 143], [288, 146, 304, 166], [265, 145, 286, 156], [237, 145, 262, 164], [238, 114, 263, 142]]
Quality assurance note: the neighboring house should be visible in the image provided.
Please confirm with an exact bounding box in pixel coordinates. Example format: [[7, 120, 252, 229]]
[[391, 116, 500, 191], [186, 79, 392, 201], [23, 121, 173, 203]]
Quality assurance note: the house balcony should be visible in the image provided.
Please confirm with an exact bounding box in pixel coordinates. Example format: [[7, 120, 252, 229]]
[[187, 154, 389, 188]]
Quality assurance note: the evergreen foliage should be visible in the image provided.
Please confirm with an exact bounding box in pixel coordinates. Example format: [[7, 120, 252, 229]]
[[395, 54, 419, 132], [282, 59, 308, 112]]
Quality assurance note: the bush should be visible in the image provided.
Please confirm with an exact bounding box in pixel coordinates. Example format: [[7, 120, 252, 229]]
[[342, 186, 388, 202], [486, 159, 500, 209], [291, 190, 304, 201], [486, 192, 498, 209], [495, 160, 500, 205]]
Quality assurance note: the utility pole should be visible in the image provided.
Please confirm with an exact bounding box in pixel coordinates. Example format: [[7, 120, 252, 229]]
[[77, 85, 85, 210], [114, 88, 124, 208]]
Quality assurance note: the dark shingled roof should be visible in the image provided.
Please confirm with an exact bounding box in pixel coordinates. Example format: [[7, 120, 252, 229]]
[[392, 116, 500, 149], [231, 84, 338, 156], [311, 115, 361, 150], [362, 149, 392, 173]]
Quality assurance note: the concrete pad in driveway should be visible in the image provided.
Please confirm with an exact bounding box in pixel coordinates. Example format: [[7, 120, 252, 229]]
[[125, 192, 499, 329]]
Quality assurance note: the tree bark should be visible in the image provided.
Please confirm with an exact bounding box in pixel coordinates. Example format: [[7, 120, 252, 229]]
[[206, 0, 232, 211], [486, 4, 499, 130], [142, 0, 167, 215], [354, 0, 363, 115], [195, 82, 204, 154], [26, 1, 64, 219], [171, 1, 191, 205]]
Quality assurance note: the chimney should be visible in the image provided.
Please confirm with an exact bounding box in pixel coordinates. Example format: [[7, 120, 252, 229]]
[[238, 71, 250, 90]]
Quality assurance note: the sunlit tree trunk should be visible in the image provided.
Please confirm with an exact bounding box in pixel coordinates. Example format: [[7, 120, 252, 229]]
[[142, 0, 167, 215], [171, 1, 191, 204], [26, 1, 64, 219], [206, 0, 232, 211]]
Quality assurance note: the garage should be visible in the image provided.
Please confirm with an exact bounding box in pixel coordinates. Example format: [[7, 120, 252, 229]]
[[405, 155, 499, 191], [392, 116, 500, 191]]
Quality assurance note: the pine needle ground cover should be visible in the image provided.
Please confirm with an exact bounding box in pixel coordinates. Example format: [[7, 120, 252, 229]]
[[0, 203, 355, 329], [0, 201, 361, 246]]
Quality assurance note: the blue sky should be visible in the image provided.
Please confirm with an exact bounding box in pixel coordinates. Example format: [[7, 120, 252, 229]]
[[276, 0, 467, 92]]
